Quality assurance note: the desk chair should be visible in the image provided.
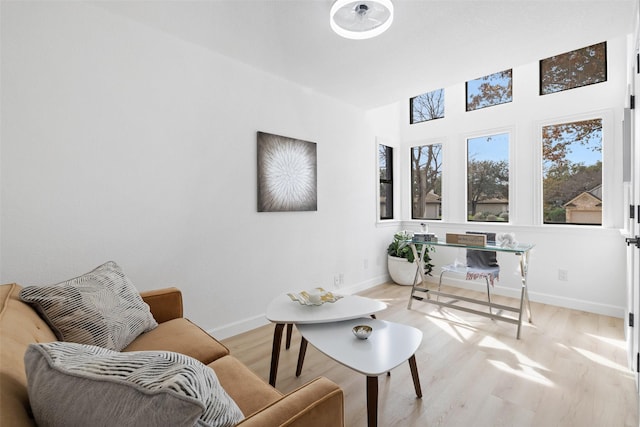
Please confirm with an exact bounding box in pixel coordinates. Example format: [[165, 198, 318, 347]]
[[437, 232, 499, 315]]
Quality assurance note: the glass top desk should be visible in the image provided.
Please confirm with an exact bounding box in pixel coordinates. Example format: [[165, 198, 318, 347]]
[[405, 239, 534, 339]]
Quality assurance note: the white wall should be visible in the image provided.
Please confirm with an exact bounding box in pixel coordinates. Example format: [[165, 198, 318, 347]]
[[394, 36, 630, 316], [0, 1, 631, 344], [0, 2, 392, 338]]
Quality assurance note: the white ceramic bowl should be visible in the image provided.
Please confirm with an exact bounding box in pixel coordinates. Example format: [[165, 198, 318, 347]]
[[352, 324, 373, 340]]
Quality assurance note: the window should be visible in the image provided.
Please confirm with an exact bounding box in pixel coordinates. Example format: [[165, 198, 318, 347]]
[[410, 89, 445, 124], [411, 144, 443, 219], [379, 144, 393, 220], [467, 133, 509, 222], [542, 118, 602, 225], [540, 42, 607, 95], [466, 69, 512, 111]]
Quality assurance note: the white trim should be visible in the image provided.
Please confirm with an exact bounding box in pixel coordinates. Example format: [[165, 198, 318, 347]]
[[462, 126, 515, 225], [211, 271, 625, 340], [533, 109, 614, 226], [427, 276, 625, 318], [406, 137, 446, 221], [208, 314, 270, 340], [209, 276, 388, 339], [401, 220, 624, 236]]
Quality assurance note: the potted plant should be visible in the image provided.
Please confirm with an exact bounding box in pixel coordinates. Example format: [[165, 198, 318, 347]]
[[387, 230, 434, 286]]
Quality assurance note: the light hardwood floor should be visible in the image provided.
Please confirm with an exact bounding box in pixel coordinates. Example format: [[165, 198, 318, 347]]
[[222, 283, 639, 426]]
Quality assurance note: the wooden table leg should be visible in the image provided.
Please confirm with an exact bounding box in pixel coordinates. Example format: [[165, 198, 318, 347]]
[[295, 337, 308, 377], [371, 315, 391, 376], [408, 354, 422, 398], [269, 323, 285, 386], [285, 323, 293, 349], [366, 376, 378, 427]]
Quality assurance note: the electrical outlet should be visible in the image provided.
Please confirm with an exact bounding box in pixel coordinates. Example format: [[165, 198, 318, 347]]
[[334, 275, 340, 286], [339, 273, 344, 285], [558, 269, 568, 281]]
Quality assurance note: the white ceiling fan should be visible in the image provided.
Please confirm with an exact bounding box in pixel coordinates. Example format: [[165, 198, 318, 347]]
[[330, 0, 394, 40]]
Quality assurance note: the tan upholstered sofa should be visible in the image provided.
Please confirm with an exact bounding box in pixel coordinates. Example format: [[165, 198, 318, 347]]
[[0, 283, 344, 426]]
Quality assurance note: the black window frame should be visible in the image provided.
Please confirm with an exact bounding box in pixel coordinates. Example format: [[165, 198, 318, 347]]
[[379, 144, 394, 220], [465, 69, 513, 112], [410, 89, 445, 124], [539, 42, 607, 96]]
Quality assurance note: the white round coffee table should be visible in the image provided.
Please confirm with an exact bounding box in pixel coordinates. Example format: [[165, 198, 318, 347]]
[[266, 293, 387, 386], [296, 318, 423, 427]]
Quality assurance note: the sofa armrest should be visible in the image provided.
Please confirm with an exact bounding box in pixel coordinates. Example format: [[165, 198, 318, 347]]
[[140, 287, 183, 323], [237, 377, 344, 427]]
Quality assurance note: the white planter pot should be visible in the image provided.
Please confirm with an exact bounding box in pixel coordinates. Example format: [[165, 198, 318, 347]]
[[387, 254, 421, 286]]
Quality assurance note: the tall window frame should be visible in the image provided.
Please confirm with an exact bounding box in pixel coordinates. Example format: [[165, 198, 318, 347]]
[[541, 116, 604, 226], [411, 143, 443, 220], [378, 143, 394, 220], [466, 132, 511, 223]]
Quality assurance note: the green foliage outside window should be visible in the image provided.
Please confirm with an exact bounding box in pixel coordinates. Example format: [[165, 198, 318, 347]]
[[467, 133, 510, 222]]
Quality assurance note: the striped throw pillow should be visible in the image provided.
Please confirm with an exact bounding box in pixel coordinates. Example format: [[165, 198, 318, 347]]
[[20, 261, 157, 351], [25, 342, 244, 427]]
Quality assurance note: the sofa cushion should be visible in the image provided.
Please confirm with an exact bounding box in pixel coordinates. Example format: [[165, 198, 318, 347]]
[[24, 342, 244, 427], [209, 356, 283, 418], [123, 317, 230, 364], [19, 261, 157, 351], [0, 283, 58, 426]]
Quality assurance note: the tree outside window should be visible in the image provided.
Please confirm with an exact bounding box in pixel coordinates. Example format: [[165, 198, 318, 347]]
[[466, 69, 512, 111], [540, 42, 607, 95], [411, 144, 443, 219], [410, 89, 445, 124], [542, 118, 602, 225], [379, 144, 393, 220], [467, 133, 509, 222]]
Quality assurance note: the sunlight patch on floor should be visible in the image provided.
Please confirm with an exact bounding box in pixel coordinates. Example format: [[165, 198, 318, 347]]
[[487, 359, 555, 386], [479, 335, 548, 371], [427, 314, 476, 342], [571, 346, 631, 374], [584, 332, 626, 350]]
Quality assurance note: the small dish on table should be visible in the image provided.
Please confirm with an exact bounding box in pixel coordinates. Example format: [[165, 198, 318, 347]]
[[352, 324, 373, 339]]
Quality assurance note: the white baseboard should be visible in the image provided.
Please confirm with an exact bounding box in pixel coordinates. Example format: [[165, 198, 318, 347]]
[[430, 277, 625, 318], [208, 314, 270, 340], [208, 275, 388, 340], [209, 274, 625, 340], [334, 274, 389, 295]]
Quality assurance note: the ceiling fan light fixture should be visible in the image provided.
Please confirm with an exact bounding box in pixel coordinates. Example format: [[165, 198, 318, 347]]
[[330, 0, 394, 40]]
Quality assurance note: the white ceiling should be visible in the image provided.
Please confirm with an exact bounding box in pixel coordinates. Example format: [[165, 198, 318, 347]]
[[96, 0, 637, 109]]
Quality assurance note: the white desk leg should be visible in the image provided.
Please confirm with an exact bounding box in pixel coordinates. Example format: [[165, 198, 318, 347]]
[[407, 243, 427, 310], [516, 250, 533, 339]]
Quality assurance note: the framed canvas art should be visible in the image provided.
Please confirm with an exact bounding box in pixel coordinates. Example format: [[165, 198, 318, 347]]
[[257, 132, 317, 212]]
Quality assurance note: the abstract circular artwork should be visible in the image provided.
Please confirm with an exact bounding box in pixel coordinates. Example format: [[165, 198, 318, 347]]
[[257, 132, 317, 212]]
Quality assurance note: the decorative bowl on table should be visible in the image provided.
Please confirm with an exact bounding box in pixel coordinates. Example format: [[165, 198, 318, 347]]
[[352, 325, 372, 340], [287, 288, 343, 306]]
